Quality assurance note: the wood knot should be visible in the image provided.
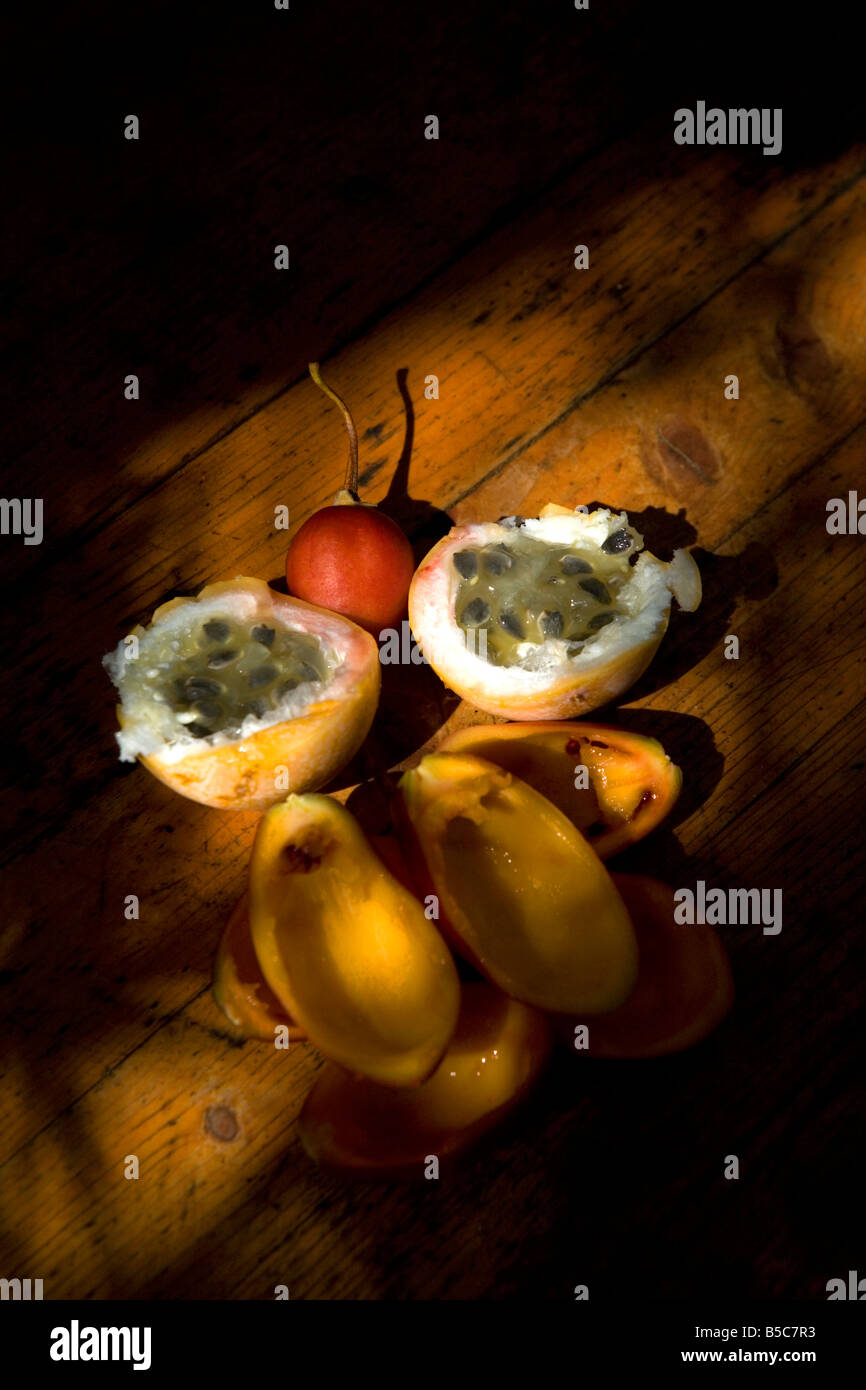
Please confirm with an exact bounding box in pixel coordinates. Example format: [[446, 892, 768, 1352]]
[[205, 1105, 239, 1142], [641, 417, 721, 493]]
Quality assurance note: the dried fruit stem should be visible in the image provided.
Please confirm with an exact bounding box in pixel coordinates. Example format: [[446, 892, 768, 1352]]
[[309, 362, 360, 499]]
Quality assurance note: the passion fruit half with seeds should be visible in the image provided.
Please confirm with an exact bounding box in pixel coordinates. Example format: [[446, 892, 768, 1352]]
[[103, 577, 380, 809], [409, 504, 701, 719]]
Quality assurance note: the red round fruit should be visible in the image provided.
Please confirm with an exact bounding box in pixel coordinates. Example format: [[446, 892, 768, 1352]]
[[285, 363, 416, 637], [286, 503, 415, 635]]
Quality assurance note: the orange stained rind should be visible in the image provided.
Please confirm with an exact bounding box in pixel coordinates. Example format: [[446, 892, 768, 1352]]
[[438, 720, 682, 858]]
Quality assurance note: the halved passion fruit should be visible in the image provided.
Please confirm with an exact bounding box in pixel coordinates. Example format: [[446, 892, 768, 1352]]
[[249, 794, 461, 1087], [556, 875, 734, 1058], [437, 721, 681, 858], [409, 504, 700, 719], [103, 577, 380, 809], [398, 752, 638, 1014], [298, 983, 553, 1177]]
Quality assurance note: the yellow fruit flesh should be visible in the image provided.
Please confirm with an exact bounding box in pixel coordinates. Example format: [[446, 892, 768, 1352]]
[[213, 894, 304, 1041], [437, 728, 601, 832], [580, 742, 647, 821], [400, 754, 638, 1014], [250, 795, 460, 1087]]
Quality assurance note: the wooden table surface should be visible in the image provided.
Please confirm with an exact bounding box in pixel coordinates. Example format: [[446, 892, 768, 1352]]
[[2, 2, 864, 1300]]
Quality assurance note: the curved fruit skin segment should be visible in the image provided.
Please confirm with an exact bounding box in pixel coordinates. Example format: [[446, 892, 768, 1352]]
[[408, 507, 701, 720], [285, 504, 415, 636], [249, 794, 460, 1087], [109, 577, 381, 810], [398, 753, 638, 1014], [213, 894, 305, 1041], [555, 875, 734, 1058], [298, 983, 553, 1178], [437, 721, 681, 859]]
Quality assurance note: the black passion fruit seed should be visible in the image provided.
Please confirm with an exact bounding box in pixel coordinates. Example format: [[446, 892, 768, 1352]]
[[298, 662, 321, 683], [540, 610, 564, 637], [561, 554, 593, 575], [601, 528, 632, 555], [248, 666, 278, 689], [251, 624, 276, 647], [484, 546, 514, 576], [579, 578, 611, 604], [203, 619, 231, 642], [453, 551, 478, 579], [186, 676, 223, 698], [461, 598, 490, 627], [192, 698, 222, 720], [207, 648, 239, 669], [499, 610, 524, 639], [588, 612, 616, 630]]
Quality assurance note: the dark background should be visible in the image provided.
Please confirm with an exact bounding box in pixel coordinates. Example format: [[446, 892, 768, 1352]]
[[2, 0, 860, 518]]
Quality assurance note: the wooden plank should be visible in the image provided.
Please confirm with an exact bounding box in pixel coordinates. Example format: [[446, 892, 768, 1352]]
[[3, 174, 865, 1166], [1, 418, 863, 1295], [8, 137, 863, 571], [452, 177, 866, 537], [2, 0, 658, 540], [1, 716, 861, 1298], [3, 147, 863, 862]]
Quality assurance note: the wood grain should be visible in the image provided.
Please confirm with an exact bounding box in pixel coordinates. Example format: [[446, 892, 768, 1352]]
[[1, 1, 864, 1302], [4, 138, 863, 857]]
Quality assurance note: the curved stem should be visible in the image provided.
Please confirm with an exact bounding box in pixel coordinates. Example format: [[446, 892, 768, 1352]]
[[309, 362, 359, 497]]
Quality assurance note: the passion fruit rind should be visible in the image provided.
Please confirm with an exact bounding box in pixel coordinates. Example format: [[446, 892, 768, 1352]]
[[409, 505, 701, 720], [103, 577, 381, 809]]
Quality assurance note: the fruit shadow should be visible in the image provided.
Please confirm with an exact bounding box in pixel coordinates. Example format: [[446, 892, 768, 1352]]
[[312, 365, 463, 780], [588, 501, 779, 702], [377, 368, 455, 562]]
